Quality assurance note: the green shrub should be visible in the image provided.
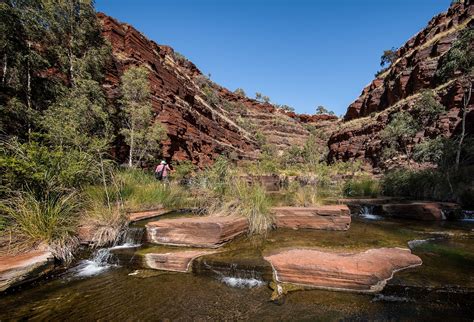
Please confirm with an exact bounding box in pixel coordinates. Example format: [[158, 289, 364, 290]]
[[191, 156, 232, 198], [413, 91, 445, 123], [436, 28, 473, 82], [174, 160, 196, 180], [343, 176, 380, 197], [234, 88, 246, 97], [1, 190, 81, 261], [413, 137, 446, 163], [382, 168, 449, 201], [202, 86, 220, 106], [255, 131, 267, 147], [0, 139, 103, 197], [380, 112, 420, 158]]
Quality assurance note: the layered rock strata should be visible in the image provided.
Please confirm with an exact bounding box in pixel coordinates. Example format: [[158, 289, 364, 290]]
[[143, 250, 217, 272], [272, 205, 351, 230], [0, 248, 55, 292], [328, 3, 473, 167], [264, 247, 422, 293], [98, 14, 337, 166], [146, 216, 248, 248]]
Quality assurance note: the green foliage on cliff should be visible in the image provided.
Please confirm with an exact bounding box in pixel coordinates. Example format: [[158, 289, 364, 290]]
[[380, 112, 419, 159], [436, 27, 473, 81], [234, 88, 246, 97], [380, 47, 398, 68], [413, 90, 445, 123]]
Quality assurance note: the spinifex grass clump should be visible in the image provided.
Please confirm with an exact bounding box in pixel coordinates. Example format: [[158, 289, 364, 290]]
[[1, 190, 81, 262], [192, 156, 274, 234], [343, 175, 380, 198], [232, 180, 273, 235], [115, 168, 189, 210], [209, 180, 273, 235], [83, 184, 126, 247], [291, 185, 321, 207]]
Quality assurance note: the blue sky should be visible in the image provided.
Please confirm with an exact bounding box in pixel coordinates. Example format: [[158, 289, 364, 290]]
[[96, 0, 450, 116]]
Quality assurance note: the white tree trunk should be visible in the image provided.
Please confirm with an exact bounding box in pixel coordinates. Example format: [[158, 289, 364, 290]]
[[2, 53, 7, 85], [455, 81, 472, 171], [128, 128, 134, 168], [27, 42, 31, 110]]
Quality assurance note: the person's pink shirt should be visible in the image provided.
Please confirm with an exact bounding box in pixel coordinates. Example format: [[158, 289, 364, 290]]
[[155, 164, 170, 177]]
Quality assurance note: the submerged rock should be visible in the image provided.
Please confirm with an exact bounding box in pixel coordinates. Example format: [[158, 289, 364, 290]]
[[143, 250, 218, 272], [264, 247, 422, 293], [272, 205, 351, 230], [382, 202, 460, 221], [146, 216, 248, 248], [0, 248, 55, 292]]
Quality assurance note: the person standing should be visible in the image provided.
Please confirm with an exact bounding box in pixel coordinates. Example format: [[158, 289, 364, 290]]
[[155, 160, 171, 182]]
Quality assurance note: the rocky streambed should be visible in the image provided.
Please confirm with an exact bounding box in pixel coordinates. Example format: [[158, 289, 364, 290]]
[[1, 206, 473, 320]]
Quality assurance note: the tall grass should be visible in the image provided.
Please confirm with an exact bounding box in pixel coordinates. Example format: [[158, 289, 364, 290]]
[[1, 190, 81, 262], [114, 169, 189, 210], [381, 167, 474, 207], [233, 181, 273, 235], [343, 176, 380, 198], [208, 179, 273, 235], [291, 185, 321, 207]]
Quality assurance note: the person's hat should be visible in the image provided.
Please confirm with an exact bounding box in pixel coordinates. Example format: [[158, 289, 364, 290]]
[[161, 160, 166, 164]]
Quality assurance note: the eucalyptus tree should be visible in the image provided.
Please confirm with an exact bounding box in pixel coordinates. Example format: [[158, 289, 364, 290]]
[[119, 66, 167, 168]]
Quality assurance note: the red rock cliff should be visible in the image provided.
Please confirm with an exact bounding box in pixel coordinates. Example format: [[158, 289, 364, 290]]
[[328, 2, 473, 168], [98, 14, 336, 166]]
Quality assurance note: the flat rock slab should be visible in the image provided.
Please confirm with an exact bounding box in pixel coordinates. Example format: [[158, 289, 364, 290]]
[[272, 206, 351, 230], [382, 202, 460, 221], [264, 247, 422, 293], [0, 249, 55, 292], [143, 250, 217, 272], [128, 208, 168, 222], [146, 216, 248, 248]]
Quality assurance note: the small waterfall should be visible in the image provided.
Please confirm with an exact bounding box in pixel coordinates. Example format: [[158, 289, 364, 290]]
[[203, 261, 265, 288], [73, 248, 118, 277], [110, 227, 144, 250], [73, 226, 144, 277], [359, 205, 382, 220]]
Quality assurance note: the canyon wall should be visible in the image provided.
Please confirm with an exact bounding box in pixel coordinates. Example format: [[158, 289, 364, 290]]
[[328, 2, 473, 169], [99, 14, 337, 167]]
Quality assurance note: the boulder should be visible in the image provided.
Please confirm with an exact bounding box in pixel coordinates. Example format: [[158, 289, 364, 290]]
[[143, 250, 217, 272], [264, 247, 422, 293], [382, 202, 460, 220], [271, 205, 351, 230], [0, 248, 55, 292], [146, 216, 248, 247]]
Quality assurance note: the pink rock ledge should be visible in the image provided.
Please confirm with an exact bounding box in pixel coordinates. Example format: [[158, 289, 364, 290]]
[[264, 247, 422, 293]]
